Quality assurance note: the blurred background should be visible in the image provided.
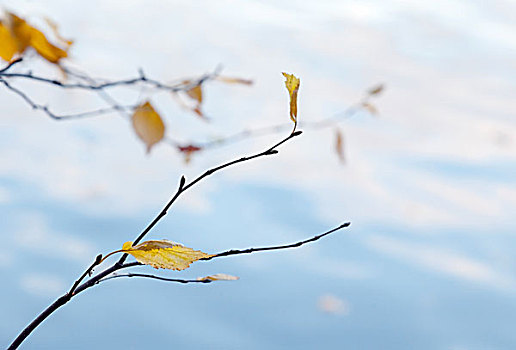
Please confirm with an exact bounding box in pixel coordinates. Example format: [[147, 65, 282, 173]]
[[1, 1, 515, 349]]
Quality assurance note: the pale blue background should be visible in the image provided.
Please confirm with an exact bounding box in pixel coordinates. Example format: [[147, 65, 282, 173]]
[[1, 1, 515, 349]]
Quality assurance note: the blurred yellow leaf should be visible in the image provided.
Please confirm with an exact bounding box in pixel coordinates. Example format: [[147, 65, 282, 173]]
[[131, 101, 165, 153], [8, 13, 32, 53], [282, 72, 300, 123], [197, 273, 239, 281], [335, 129, 345, 163], [216, 76, 253, 85], [29, 27, 68, 63], [122, 240, 213, 270], [1, 13, 70, 64], [0, 22, 18, 61]]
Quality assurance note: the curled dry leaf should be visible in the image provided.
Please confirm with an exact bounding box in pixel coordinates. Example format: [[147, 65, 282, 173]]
[[178, 144, 203, 164], [177, 80, 207, 120], [0, 13, 70, 64], [121, 240, 213, 270], [197, 273, 239, 281], [216, 76, 253, 85], [335, 128, 345, 163], [282, 72, 300, 123], [131, 101, 165, 153], [186, 84, 203, 104]]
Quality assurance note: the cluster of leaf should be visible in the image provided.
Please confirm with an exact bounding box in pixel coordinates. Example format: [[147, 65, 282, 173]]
[[0, 12, 71, 64]]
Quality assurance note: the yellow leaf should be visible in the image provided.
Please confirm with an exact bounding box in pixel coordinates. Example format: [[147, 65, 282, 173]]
[[197, 273, 239, 281], [7, 13, 32, 53], [131, 101, 165, 153], [29, 26, 68, 63], [0, 22, 18, 61], [5, 13, 69, 64], [122, 240, 213, 270], [186, 85, 203, 104], [282, 72, 300, 123]]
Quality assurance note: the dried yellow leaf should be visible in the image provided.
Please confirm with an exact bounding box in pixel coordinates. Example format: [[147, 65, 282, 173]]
[[186, 85, 203, 104], [197, 273, 239, 281], [0, 22, 18, 61], [29, 26, 68, 63], [282, 72, 300, 123], [131, 101, 165, 153], [122, 240, 213, 270], [7, 13, 32, 53], [4, 13, 69, 64]]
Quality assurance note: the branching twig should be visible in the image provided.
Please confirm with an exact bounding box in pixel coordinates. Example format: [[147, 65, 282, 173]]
[[0, 77, 136, 119], [0, 62, 220, 122]]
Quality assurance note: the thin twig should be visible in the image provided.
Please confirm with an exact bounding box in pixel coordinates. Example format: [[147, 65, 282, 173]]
[[67, 254, 103, 296], [202, 221, 351, 261], [0, 78, 136, 120], [100, 273, 213, 284], [0, 57, 23, 73]]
